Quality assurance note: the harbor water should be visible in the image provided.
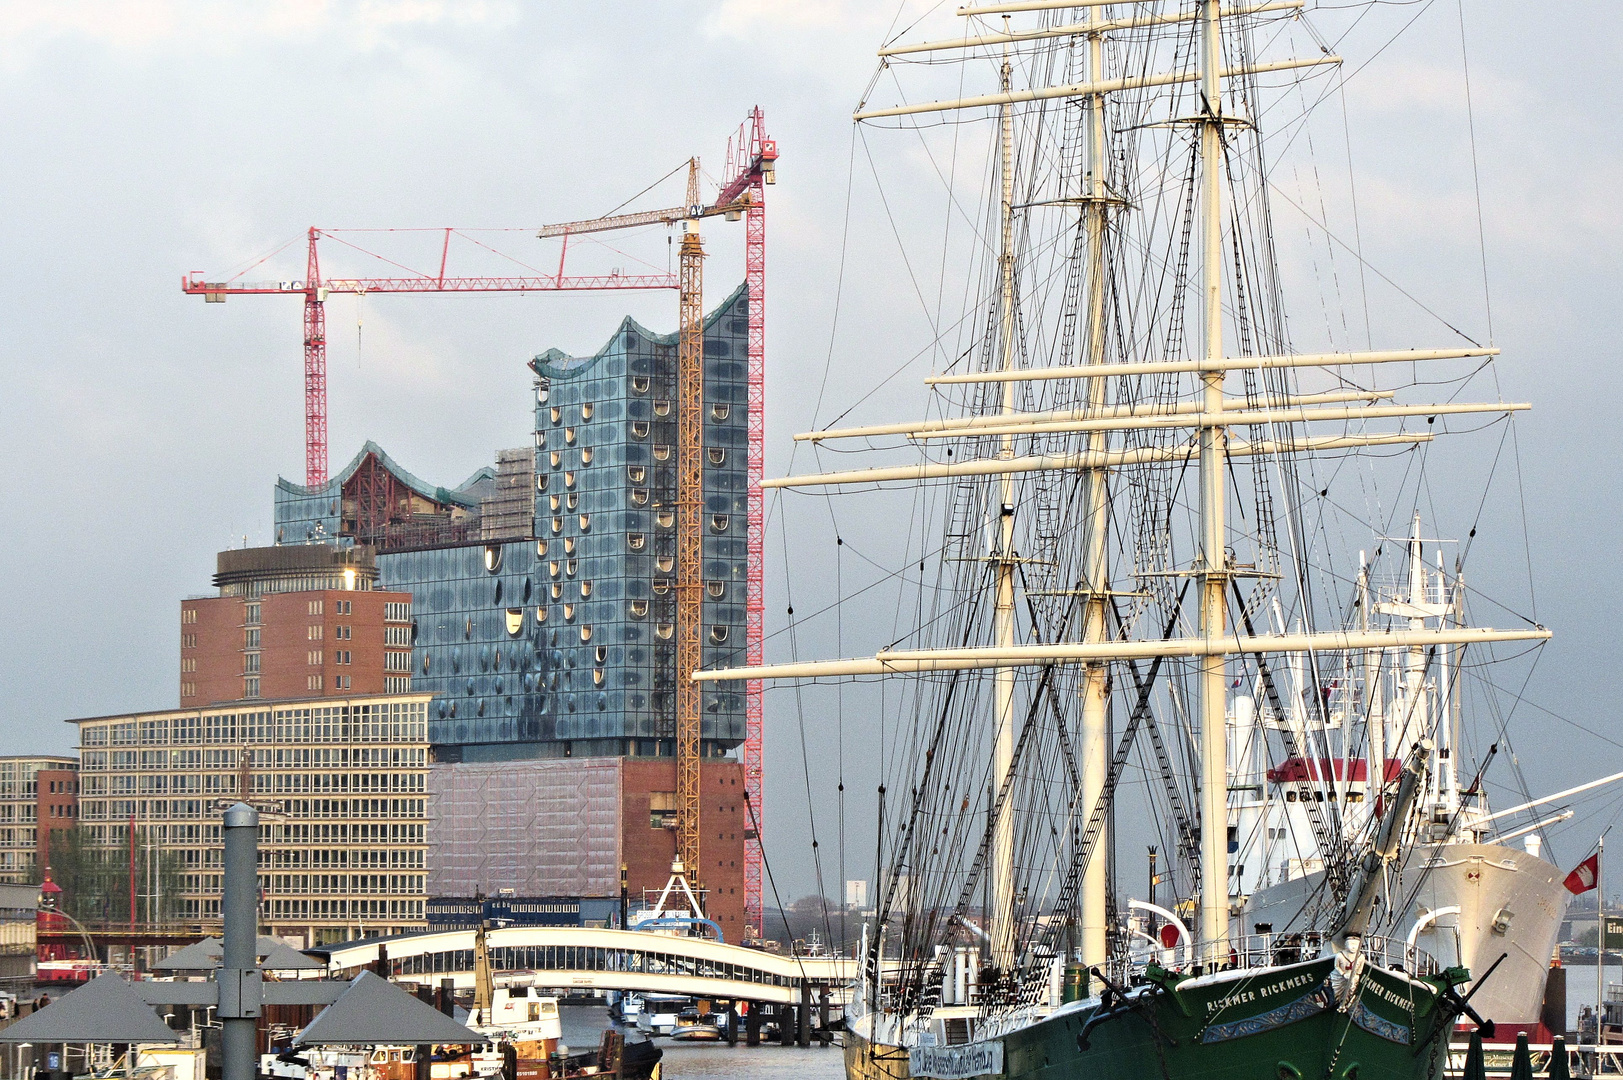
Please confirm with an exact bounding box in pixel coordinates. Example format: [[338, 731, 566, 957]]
[[558, 1005, 845, 1080]]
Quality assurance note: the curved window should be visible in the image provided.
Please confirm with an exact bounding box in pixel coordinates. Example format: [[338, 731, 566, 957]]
[[550, 407, 562, 424], [628, 466, 646, 483], [582, 402, 594, 420], [551, 518, 564, 535], [536, 606, 547, 624], [550, 451, 563, 468], [549, 494, 561, 511], [628, 533, 646, 552], [656, 510, 675, 529], [580, 625, 593, 643], [631, 421, 650, 439], [653, 444, 672, 462], [563, 604, 576, 621], [656, 556, 674, 574], [582, 447, 594, 465], [566, 492, 578, 511], [565, 471, 576, 489], [565, 427, 577, 445], [708, 448, 726, 466], [707, 581, 726, 599], [654, 399, 672, 417], [595, 645, 608, 665], [464, 617, 473, 639], [710, 625, 729, 644], [506, 609, 525, 637], [550, 583, 564, 600], [536, 473, 548, 492], [494, 580, 504, 604], [631, 376, 650, 394], [537, 383, 550, 403], [484, 545, 503, 573], [549, 561, 560, 578], [564, 537, 577, 555], [580, 581, 593, 598], [566, 559, 578, 577], [593, 669, 606, 687], [655, 622, 674, 641], [421, 653, 431, 674], [711, 515, 730, 533], [630, 488, 650, 507], [579, 514, 591, 532], [652, 579, 671, 596], [711, 404, 731, 422], [536, 539, 548, 558], [629, 600, 649, 619]]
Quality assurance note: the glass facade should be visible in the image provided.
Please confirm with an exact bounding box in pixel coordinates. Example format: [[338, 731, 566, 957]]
[[271, 285, 752, 762]]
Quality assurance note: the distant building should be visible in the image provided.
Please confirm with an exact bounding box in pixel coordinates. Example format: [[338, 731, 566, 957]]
[[181, 545, 413, 705], [70, 694, 431, 945], [0, 882, 38, 988], [0, 756, 79, 884], [267, 288, 755, 924], [271, 284, 752, 764], [845, 879, 869, 909]]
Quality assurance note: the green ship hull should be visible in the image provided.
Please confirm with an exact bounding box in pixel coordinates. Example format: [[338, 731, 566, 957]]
[[847, 957, 1455, 1080]]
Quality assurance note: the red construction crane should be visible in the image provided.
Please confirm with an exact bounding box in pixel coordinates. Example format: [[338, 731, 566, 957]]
[[183, 229, 677, 487], [536, 110, 775, 933]]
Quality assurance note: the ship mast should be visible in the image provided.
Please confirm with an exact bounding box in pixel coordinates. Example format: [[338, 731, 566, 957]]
[[1196, 0, 1232, 962], [1077, 8, 1112, 985], [990, 23, 1020, 972]]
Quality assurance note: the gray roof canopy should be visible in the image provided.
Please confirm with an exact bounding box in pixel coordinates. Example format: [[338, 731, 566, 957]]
[[153, 937, 322, 971], [296, 972, 483, 1046], [0, 973, 180, 1044]]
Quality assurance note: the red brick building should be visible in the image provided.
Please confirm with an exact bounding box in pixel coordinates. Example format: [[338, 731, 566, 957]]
[[181, 545, 412, 706], [0, 757, 78, 884]]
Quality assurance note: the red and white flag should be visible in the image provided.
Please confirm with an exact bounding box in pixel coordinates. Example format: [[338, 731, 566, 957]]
[[1566, 853, 1600, 895]]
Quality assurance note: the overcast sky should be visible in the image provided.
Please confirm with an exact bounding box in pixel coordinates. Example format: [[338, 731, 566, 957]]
[[0, 1, 1618, 901]]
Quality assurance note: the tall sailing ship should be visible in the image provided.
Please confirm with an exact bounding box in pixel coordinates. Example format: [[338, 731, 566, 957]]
[[700, 2, 1553, 1079]]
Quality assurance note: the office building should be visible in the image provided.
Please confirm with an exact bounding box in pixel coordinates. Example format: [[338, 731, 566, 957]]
[[71, 694, 431, 945], [0, 756, 79, 883], [182, 545, 413, 705]]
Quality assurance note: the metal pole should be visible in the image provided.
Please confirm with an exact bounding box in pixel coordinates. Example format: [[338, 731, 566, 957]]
[[1600, 835, 1606, 1046], [220, 803, 261, 1080]]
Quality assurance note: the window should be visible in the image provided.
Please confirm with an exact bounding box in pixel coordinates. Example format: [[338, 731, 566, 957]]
[[182, 682, 195, 697], [563, 537, 576, 555], [653, 399, 671, 417], [244, 677, 261, 698], [337, 600, 352, 615], [550, 451, 563, 468], [308, 650, 323, 666], [550, 406, 562, 424], [337, 625, 352, 640], [707, 581, 726, 599], [182, 633, 196, 649], [711, 515, 730, 533], [581, 448, 594, 465], [385, 652, 412, 672], [629, 600, 648, 618], [564, 427, 577, 445], [245, 628, 261, 649], [710, 626, 730, 643], [628, 466, 646, 483], [564, 471, 576, 489], [384, 602, 410, 622], [711, 404, 731, 421], [631, 421, 649, 439], [580, 581, 593, 598], [244, 653, 261, 674], [308, 675, 324, 692], [566, 492, 578, 511], [550, 494, 561, 511], [580, 625, 593, 642], [308, 599, 324, 616], [385, 676, 411, 694], [385, 625, 411, 646], [656, 510, 674, 529], [579, 514, 591, 531], [309, 625, 324, 641], [631, 376, 650, 394], [566, 559, 578, 577], [630, 488, 649, 506], [653, 444, 672, 461], [182, 607, 197, 625], [246, 603, 262, 625], [628, 533, 646, 552], [551, 517, 564, 535], [582, 402, 594, 420], [181, 657, 196, 673], [336, 675, 351, 690], [708, 448, 727, 466]]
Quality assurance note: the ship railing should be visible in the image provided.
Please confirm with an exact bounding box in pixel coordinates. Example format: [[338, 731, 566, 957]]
[[1153, 933, 1439, 978]]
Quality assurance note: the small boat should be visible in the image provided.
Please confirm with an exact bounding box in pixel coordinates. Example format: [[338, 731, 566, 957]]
[[633, 995, 691, 1038]]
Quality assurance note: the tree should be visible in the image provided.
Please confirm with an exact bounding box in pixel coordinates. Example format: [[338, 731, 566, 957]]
[[42, 826, 186, 927]]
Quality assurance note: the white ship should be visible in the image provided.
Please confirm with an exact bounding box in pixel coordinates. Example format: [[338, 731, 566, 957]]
[[1232, 514, 1574, 1030]]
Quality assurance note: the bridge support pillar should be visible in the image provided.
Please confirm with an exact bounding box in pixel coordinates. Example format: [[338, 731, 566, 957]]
[[798, 983, 811, 1048], [745, 1002, 761, 1047], [819, 985, 830, 1045], [725, 1003, 738, 1046], [779, 1002, 794, 1046]]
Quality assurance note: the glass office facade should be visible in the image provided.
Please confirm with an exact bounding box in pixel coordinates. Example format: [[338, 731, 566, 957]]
[[272, 285, 751, 763]]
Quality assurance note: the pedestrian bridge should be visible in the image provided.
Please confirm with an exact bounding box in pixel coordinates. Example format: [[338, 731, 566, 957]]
[[318, 927, 856, 1005]]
